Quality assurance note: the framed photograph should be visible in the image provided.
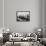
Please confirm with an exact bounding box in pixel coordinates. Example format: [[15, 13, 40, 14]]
[[16, 11, 30, 22]]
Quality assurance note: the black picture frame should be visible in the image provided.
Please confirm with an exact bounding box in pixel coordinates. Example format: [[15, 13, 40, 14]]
[[16, 11, 30, 22]]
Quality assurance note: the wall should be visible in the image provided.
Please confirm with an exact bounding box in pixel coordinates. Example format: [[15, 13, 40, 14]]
[[4, 0, 42, 32], [0, 0, 3, 28], [0, 0, 3, 33], [42, 0, 46, 37]]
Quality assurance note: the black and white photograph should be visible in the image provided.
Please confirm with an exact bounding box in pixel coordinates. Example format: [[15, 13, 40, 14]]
[[16, 11, 30, 22], [0, 0, 46, 46]]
